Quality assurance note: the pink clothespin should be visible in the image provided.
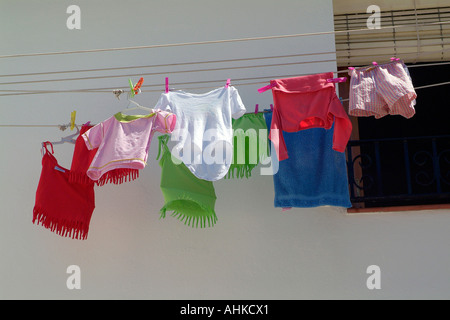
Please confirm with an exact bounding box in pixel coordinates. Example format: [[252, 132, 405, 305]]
[[372, 61, 378, 66], [282, 207, 292, 212], [270, 104, 274, 111], [390, 57, 401, 62], [258, 83, 274, 93], [326, 77, 347, 83], [165, 77, 169, 93], [254, 104, 259, 114], [225, 79, 231, 88], [348, 67, 355, 76]]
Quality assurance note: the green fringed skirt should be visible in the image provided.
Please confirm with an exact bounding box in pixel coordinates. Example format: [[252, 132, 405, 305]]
[[157, 135, 218, 228]]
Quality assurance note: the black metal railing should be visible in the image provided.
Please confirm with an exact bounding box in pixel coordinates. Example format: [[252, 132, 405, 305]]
[[346, 135, 450, 207]]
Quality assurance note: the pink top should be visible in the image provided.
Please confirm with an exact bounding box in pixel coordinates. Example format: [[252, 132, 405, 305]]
[[268, 73, 352, 161], [83, 110, 176, 181]]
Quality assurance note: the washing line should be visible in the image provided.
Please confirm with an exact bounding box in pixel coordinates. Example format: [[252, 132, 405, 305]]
[[0, 80, 449, 128], [2, 47, 450, 91], [339, 81, 450, 102], [0, 52, 337, 78], [0, 59, 339, 86], [0, 20, 449, 59], [2, 43, 450, 81], [1, 58, 450, 97], [3, 40, 450, 79]]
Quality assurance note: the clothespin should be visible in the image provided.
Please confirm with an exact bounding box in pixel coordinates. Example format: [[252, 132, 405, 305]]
[[257, 83, 275, 93], [225, 79, 231, 88], [133, 77, 144, 95], [254, 104, 259, 114], [372, 61, 378, 66], [70, 111, 76, 130], [128, 79, 136, 98], [165, 77, 169, 93], [270, 104, 273, 111], [326, 77, 347, 83], [113, 89, 124, 100], [390, 57, 401, 62], [347, 67, 355, 76]]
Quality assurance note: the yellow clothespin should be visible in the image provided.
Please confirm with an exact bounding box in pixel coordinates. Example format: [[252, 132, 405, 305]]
[[70, 111, 76, 130]]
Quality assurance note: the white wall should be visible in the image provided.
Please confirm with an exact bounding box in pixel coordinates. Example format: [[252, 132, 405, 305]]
[[1, 0, 450, 300]]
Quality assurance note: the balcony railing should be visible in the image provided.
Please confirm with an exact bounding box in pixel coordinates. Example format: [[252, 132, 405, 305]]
[[346, 135, 450, 207]]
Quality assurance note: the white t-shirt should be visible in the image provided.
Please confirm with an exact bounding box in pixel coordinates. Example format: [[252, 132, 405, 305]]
[[154, 86, 246, 181]]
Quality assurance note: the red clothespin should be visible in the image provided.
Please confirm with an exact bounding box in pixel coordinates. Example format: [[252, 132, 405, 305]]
[[270, 104, 273, 111], [133, 77, 144, 95], [165, 77, 169, 93], [225, 79, 231, 88], [254, 104, 259, 114], [326, 77, 347, 83]]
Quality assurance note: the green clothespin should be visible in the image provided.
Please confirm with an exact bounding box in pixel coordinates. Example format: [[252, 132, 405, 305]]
[[128, 79, 135, 98]]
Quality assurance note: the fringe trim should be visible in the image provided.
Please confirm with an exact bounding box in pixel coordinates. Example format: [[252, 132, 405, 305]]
[[225, 164, 257, 179], [160, 208, 218, 228], [159, 195, 218, 228], [225, 149, 269, 179], [32, 206, 90, 240], [96, 168, 139, 186]]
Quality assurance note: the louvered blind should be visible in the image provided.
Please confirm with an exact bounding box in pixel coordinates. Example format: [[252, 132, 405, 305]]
[[334, 6, 450, 67]]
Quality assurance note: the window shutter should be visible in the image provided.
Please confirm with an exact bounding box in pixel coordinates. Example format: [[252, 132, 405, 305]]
[[334, 6, 450, 67]]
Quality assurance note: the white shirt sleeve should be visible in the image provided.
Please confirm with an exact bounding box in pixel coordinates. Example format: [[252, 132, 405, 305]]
[[230, 86, 246, 119]]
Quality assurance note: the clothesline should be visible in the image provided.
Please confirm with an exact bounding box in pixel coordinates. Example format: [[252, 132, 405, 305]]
[[0, 79, 449, 128], [3, 40, 450, 79], [339, 81, 450, 102], [0, 52, 339, 78], [1, 59, 450, 97], [2, 47, 450, 89], [1, 20, 449, 59], [1, 76, 449, 98], [0, 60, 339, 87]]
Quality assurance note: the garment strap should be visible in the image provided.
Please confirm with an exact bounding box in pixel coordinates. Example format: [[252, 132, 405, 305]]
[[156, 134, 170, 161], [41, 141, 54, 155]]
